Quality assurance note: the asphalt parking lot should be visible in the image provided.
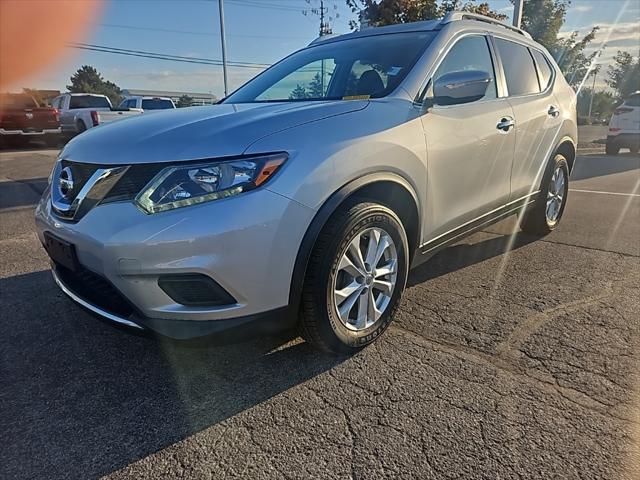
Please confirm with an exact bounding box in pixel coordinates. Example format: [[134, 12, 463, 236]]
[[1, 142, 638, 479]]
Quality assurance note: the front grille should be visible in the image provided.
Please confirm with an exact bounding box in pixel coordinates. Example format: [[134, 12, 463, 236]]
[[54, 262, 135, 318], [57, 160, 163, 207], [60, 160, 101, 201], [102, 164, 163, 203]]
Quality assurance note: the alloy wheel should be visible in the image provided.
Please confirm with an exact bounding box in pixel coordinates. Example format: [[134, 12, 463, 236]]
[[332, 227, 398, 331], [546, 165, 566, 226]]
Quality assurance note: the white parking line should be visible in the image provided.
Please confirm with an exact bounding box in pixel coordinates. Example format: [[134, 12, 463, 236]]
[[569, 188, 640, 198]]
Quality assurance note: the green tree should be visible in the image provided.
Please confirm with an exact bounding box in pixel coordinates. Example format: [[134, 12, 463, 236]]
[[308, 72, 325, 98], [576, 88, 616, 119], [289, 84, 309, 100], [67, 65, 123, 106], [606, 51, 640, 99], [176, 94, 194, 108], [346, 0, 505, 30]]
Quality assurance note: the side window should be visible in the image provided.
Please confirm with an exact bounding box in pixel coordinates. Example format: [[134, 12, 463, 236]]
[[495, 38, 540, 96], [531, 49, 554, 91], [432, 35, 497, 102]]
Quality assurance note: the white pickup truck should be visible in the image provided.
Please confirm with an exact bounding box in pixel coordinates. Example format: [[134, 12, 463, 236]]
[[51, 93, 143, 135]]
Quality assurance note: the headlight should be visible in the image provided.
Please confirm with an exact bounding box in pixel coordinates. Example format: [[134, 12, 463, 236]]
[[135, 153, 288, 214]]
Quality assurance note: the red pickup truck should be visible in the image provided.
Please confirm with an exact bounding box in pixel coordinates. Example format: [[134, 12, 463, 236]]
[[0, 93, 61, 147]]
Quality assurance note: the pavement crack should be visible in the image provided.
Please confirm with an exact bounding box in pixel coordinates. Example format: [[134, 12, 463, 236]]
[[388, 325, 640, 426]]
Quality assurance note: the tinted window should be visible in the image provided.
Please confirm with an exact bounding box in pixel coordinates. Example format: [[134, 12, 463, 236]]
[[625, 94, 640, 107], [69, 95, 111, 109], [495, 38, 540, 96], [432, 35, 497, 101], [531, 49, 553, 90], [141, 99, 174, 110], [225, 32, 436, 103]]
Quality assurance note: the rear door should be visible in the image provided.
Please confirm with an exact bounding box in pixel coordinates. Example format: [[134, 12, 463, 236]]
[[493, 37, 563, 200], [419, 34, 515, 242]]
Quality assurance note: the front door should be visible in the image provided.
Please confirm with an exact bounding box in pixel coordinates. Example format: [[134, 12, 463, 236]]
[[420, 34, 515, 244]]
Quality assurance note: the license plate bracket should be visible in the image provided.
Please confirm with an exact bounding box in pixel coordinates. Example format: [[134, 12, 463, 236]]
[[43, 232, 78, 271]]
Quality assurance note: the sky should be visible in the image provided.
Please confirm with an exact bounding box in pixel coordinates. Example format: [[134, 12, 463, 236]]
[[17, 0, 640, 96]]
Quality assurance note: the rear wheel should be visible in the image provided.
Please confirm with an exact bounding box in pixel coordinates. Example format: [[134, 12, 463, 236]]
[[300, 200, 408, 354], [520, 154, 569, 235], [76, 121, 87, 134], [605, 138, 620, 155]]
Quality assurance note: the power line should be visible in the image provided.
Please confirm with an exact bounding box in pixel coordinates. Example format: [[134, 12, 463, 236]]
[[98, 22, 309, 40], [225, 0, 305, 11], [68, 43, 271, 69]]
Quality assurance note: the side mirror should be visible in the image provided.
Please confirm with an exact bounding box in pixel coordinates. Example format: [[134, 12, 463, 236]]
[[432, 70, 492, 106]]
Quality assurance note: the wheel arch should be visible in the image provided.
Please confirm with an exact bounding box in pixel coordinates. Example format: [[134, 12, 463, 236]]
[[288, 172, 421, 314], [556, 136, 576, 173]]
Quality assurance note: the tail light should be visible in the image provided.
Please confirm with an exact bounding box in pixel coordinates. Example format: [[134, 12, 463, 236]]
[[614, 107, 634, 115], [52, 108, 59, 122], [90, 110, 99, 126], [609, 127, 621, 132]]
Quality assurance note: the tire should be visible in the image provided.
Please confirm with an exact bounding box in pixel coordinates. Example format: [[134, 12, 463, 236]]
[[76, 121, 87, 134], [520, 153, 570, 235], [300, 199, 409, 354], [605, 139, 620, 155]]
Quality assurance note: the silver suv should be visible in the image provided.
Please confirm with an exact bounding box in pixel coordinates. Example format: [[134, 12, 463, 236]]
[[36, 13, 577, 353]]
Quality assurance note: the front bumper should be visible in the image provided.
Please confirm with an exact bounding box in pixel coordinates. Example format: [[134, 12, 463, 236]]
[[0, 127, 61, 136], [36, 186, 314, 338]]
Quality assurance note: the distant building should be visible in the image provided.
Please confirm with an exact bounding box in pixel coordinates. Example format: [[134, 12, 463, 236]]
[[121, 89, 217, 106]]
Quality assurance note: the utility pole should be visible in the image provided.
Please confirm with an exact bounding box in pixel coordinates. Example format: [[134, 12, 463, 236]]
[[513, 0, 523, 28], [587, 65, 600, 123], [218, 0, 229, 98]]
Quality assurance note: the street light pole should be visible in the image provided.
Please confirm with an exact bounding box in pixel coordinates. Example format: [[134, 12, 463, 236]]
[[513, 0, 524, 28], [218, 0, 229, 98]]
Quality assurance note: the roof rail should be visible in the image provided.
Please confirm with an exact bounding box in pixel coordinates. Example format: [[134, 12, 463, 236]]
[[441, 11, 532, 39]]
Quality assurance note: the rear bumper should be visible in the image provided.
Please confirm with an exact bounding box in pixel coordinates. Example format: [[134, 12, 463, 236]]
[[607, 133, 640, 146], [0, 127, 61, 136]]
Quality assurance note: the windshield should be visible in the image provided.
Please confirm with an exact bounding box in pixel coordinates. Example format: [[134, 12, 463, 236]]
[[224, 32, 436, 103], [69, 95, 111, 109], [142, 98, 175, 110]]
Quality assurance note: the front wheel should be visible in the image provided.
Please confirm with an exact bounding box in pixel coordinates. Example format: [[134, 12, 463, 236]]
[[520, 154, 570, 235], [300, 200, 409, 354]]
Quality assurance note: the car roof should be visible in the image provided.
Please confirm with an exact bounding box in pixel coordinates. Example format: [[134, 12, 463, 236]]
[[310, 12, 536, 48], [310, 20, 441, 46]]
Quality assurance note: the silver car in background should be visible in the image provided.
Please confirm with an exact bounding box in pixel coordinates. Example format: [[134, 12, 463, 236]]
[[36, 12, 577, 353]]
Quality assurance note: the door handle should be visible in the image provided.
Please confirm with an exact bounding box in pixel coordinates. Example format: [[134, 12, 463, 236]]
[[496, 117, 515, 132], [548, 105, 560, 118]]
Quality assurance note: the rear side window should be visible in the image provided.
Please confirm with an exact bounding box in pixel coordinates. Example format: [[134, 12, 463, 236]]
[[495, 38, 540, 96], [531, 49, 553, 90], [432, 35, 497, 101], [141, 99, 174, 110], [69, 95, 111, 109]]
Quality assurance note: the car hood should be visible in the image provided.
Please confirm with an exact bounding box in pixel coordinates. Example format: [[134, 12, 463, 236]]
[[61, 101, 369, 165]]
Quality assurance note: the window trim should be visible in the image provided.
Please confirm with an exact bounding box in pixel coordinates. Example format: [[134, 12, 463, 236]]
[[415, 32, 504, 108], [490, 34, 556, 99]]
